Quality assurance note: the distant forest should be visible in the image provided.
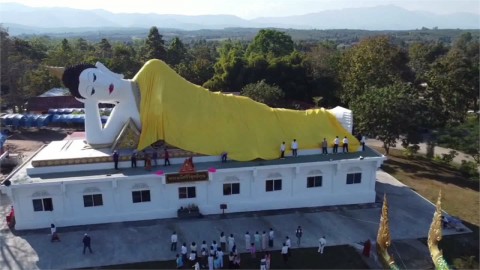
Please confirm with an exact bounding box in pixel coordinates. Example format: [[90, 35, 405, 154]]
[[14, 27, 480, 44]]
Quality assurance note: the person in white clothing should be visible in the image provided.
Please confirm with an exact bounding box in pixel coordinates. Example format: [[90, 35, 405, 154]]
[[244, 231, 251, 250], [291, 139, 298, 157], [50, 223, 60, 242], [318, 236, 327, 254], [333, 136, 339, 153], [342, 136, 349, 153], [228, 234, 235, 253], [181, 243, 188, 261], [268, 228, 274, 248], [281, 243, 289, 262], [285, 236, 291, 257], [171, 231, 178, 251], [280, 142, 286, 159], [361, 135, 366, 151]]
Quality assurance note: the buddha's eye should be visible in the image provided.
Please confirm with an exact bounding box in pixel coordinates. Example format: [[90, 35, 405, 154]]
[[93, 74, 97, 82], [90, 87, 95, 96]]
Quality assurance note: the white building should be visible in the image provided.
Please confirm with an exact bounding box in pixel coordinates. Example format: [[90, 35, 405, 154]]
[[1, 138, 384, 230]]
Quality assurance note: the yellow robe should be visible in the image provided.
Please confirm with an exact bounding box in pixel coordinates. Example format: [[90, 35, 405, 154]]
[[133, 59, 359, 161]]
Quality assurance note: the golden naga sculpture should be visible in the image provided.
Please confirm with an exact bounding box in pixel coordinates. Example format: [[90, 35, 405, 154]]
[[376, 194, 400, 270], [428, 191, 450, 270]]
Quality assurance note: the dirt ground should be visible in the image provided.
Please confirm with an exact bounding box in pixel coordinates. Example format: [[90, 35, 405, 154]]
[[4, 128, 69, 153], [1, 128, 71, 178]]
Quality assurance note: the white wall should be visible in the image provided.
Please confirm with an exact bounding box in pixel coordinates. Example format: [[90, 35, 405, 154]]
[[11, 158, 383, 230]]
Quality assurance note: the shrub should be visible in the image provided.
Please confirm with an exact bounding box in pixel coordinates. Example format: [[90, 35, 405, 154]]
[[459, 160, 480, 179], [440, 150, 458, 164], [403, 144, 420, 159]]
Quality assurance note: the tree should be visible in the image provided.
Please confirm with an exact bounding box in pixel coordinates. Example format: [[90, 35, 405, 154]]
[[203, 40, 246, 92], [246, 29, 294, 58], [241, 80, 285, 107], [141, 26, 167, 62], [426, 32, 479, 123], [166, 37, 187, 66], [305, 42, 342, 107], [351, 82, 422, 155], [109, 43, 140, 79], [338, 36, 413, 106]]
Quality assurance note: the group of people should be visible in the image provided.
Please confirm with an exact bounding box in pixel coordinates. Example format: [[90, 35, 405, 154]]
[[170, 226, 325, 269], [281, 135, 366, 158], [112, 148, 171, 170], [49, 224, 93, 255]]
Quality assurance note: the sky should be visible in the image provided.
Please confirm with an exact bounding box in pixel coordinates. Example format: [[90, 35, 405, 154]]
[[0, 0, 479, 18]]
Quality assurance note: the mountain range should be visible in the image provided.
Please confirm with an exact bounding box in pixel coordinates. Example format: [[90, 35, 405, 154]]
[[0, 2, 478, 35]]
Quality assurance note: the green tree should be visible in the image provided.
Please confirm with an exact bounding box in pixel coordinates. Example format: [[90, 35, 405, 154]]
[[339, 36, 413, 106], [109, 43, 140, 79], [176, 40, 216, 85], [305, 42, 342, 107], [96, 38, 113, 59], [351, 82, 422, 154], [166, 37, 187, 66], [203, 40, 246, 92], [426, 33, 479, 122], [241, 80, 285, 107], [246, 29, 294, 58], [141, 26, 167, 62]]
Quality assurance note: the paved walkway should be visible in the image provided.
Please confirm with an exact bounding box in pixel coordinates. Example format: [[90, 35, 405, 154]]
[[0, 170, 470, 270], [366, 139, 476, 164]]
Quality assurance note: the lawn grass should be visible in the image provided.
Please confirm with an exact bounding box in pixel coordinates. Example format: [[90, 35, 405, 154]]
[[378, 147, 479, 269], [93, 245, 368, 269]]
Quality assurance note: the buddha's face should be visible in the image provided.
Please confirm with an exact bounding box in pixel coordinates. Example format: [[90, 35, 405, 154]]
[[77, 63, 125, 103]]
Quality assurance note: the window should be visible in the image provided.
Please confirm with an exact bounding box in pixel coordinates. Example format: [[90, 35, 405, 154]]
[[223, 183, 240, 195], [83, 194, 103, 207], [346, 173, 362, 184], [132, 190, 151, 203], [32, 198, 53, 211], [179, 187, 196, 199], [307, 176, 323, 188], [266, 179, 282, 192]]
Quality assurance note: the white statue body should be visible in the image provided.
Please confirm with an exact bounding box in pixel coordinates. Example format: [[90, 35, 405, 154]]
[[74, 63, 140, 146]]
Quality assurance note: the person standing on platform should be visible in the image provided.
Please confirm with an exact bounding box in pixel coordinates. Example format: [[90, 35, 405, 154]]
[[280, 142, 286, 159], [171, 231, 178, 251], [82, 233, 93, 254], [268, 228, 274, 248], [228, 234, 235, 253], [254, 231, 261, 249], [181, 243, 188, 262], [221, 151, 228, 163], [333, 136, 339, 153], [295, 226, 303, 247], [361, 135, 366, 151], [342, 136, 349, 153], [112, 150, 119, 170], [261, 231, 267, 251], [318, 236, 327, 254], [131, 150, 137, 168], [50, 224, 60, 242], [281, 243, 289, 262], [291, 139, 298, 157], [220, 232, 227, 251], [321, 138, 328, 154], [164, 148, 171, 166], [244, 231, 251, 251], [176, 254, 184, 269], [285, 236, 291, 256]]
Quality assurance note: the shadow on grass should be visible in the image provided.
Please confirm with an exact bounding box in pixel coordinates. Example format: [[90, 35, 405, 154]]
[[83, 245, 368, 269], [380, 149, 479, 192], [418, 221, 479, 269]]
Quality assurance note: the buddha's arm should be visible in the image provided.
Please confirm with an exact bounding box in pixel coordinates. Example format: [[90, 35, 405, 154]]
[[83, 101, 124, 145]]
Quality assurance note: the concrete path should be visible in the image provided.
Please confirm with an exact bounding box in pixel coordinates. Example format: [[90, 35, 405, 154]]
[[0, 171, 471, 270], [366, 139, 476, 164]]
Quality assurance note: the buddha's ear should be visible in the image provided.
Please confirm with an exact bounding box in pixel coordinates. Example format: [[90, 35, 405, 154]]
[[95, 62, 124, 79]]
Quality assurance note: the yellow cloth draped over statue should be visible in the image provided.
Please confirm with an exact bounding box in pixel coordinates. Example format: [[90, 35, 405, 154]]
[[133, 59, 359, 161]]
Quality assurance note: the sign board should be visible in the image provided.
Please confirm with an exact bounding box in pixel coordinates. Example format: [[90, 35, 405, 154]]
[[166, 171, 209, 184]]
